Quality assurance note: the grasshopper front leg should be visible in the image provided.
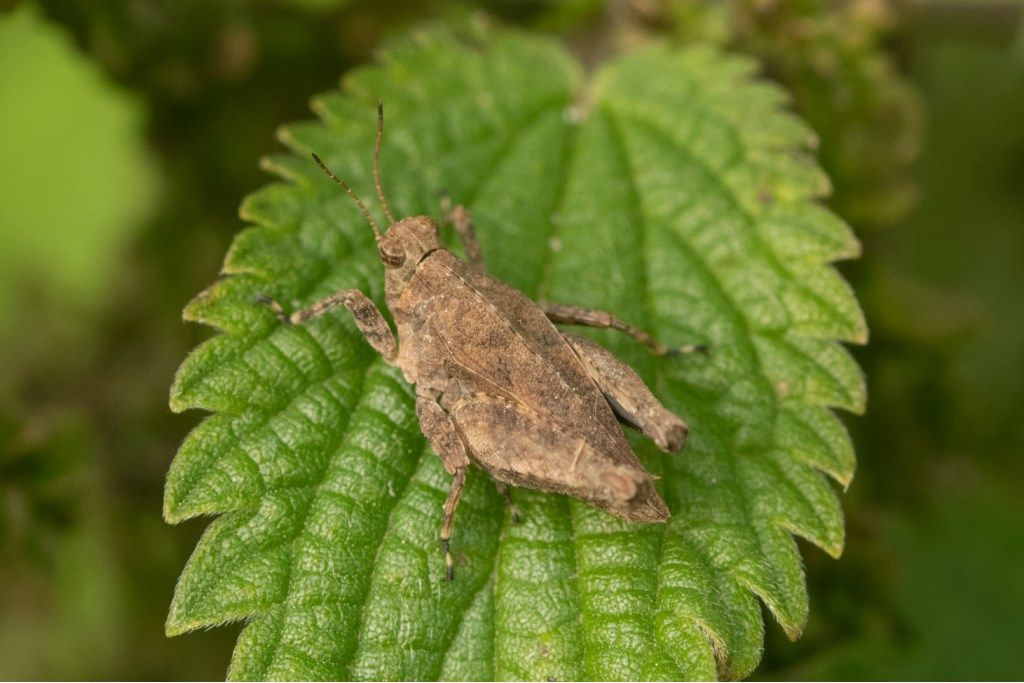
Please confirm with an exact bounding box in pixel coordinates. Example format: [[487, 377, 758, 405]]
[[540, 303, 706, 357], [562, 333, 689, 453], [416, 394, 471, 580], [439, 194, 484, 271], [257, 290, 397, 362]]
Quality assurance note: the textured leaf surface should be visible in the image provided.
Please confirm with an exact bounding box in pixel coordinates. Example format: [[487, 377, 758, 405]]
[[165, 26, 865, 681]]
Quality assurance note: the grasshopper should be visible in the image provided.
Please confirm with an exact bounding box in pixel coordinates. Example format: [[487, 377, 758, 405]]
[[259, 104, 705, 580]]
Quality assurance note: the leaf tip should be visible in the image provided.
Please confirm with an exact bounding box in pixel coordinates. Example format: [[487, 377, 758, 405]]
[[163, 493, 186, 525], [168, 367, 194, 414], [823, 538, 845, 560], [165, 602, 191, 638], [182, 288, 215, 324], [851, 326, 870, 346], [168, 386, 187, 414], [834, 467, 855, 491], [781, 620, 805, 642], [275, 124, 295, 148]]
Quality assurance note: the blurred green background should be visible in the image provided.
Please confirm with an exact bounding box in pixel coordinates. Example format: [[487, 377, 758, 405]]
[[0, 0, 1022, 679]]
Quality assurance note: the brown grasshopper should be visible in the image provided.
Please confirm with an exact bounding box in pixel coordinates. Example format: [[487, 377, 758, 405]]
[[259, 104, 705, 580]]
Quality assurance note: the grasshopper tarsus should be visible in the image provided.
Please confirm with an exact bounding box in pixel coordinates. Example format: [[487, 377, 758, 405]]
[[665, 342, 709, 357], [255, 294, 291, 324], [440, 538, 455, 581]]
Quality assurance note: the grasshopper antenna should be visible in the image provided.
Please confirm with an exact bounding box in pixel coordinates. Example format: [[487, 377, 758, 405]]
[[311, 152, 383, 243], [374, 100, 397, 226]]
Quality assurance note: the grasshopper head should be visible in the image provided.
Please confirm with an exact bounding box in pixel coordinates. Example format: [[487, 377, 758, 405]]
[[376, 215, 443, 269], [312, 103, 443, 285]]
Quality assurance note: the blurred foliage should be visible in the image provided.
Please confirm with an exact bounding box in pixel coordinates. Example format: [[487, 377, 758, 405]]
[[0, 3, 156, 361], [750, 474, 1024, 680], [874, 11, 1024, 459], [0, 0, 1021, 680], [795, 482, 1024, 680], [0, 413, 125, 678], [759, 4, 1024, 679], [622, 0, 925, 232], [1, 413, 92, 559]]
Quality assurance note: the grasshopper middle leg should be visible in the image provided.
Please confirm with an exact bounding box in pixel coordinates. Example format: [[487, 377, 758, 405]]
[[494, 481, 521, 524], [416, 394, 472, 580], [540, 303, 706, 357], [257, 289, 397, 362], [440, 468, 467, 581]]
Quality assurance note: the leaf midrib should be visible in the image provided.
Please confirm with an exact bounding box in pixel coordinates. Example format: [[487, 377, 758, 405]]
[[345, 93, 575, 681]]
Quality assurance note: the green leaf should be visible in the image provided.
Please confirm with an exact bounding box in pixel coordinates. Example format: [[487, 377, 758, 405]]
[[165, 25, 865, 681]]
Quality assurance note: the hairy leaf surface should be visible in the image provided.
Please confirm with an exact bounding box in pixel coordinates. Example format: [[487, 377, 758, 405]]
[[165, 26, 865, 681]]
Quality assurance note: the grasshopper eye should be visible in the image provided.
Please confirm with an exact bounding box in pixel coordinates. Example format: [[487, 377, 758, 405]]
[[379, 240, 405, 267]]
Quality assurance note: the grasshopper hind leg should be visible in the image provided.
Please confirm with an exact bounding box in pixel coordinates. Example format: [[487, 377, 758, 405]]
[[562, 333, 690, 453]]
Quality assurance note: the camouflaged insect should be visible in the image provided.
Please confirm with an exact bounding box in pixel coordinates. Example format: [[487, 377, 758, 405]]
[[260, 103, 705, 579]]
